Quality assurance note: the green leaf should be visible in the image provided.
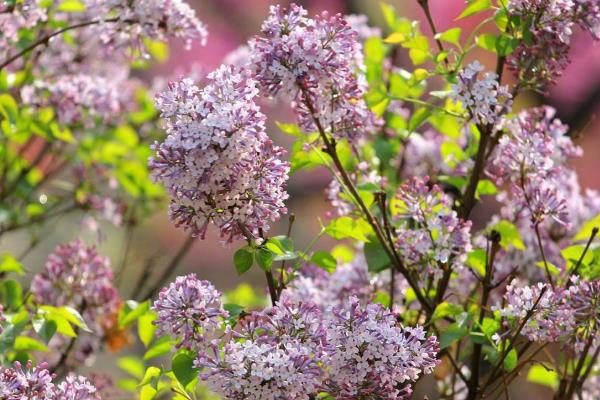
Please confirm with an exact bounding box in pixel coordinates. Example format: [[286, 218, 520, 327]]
[[0, 94, 18, 123], [276, 122, 302, 137], [476, 33, 497, 52], [140, 384, 157, 400], [489, 220, 525, 250], [435, 28, 462, 47], [495, 33, 519, 56], [440, 323, 469, 349], [561, 245, 595, 270], [57, 0, 85, 12], [457, 0, 492, 19], [255, 248, 274, 272], [143, 336, 174, 360], [139, 366, 162, 387], [574, 213, 600, 241], [432, 302, 464, 321], [264, 236, 298, 261], [384, 32, 406, 44], [138, 313, 157, 348], [325, 216, 371, 242], [39, 306, 91, 333], [535, 261, 560, 276], [2, 279, 22, 311], [0, 254, 24, 275], [364, 239, 392, 272], [467, 249, 487, 276], [118, 356, 145, 380], [234, 247, 254, 275], [476, 179, 497, 196], [408, 108, 432, 131], [504, 348, 518, 372], [311, 251, 337, 273], [14, 336, 48, 352], [172, 352, 199, 388], [527, 364, 559, 390], [119, 300, 150, 328], [32, 318, 57, 344]]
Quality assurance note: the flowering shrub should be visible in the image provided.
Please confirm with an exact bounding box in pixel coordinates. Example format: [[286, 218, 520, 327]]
[[0, 1, 600, 399]]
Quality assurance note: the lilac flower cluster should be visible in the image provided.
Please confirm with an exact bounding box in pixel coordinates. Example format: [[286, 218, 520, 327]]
[[282, 258, 374, 309], [488, 107, 580, 227], [394, 177, 472, 273], [21, 74, 120, 126], [152, 274, 228, 350], [90, 0, 208, 50], [322, 298, 440, 399], [249, 4, 378, 142], [150, 65, 289, 241], [496, 278, 600, 346], [507, 0, 600, 88], [0, 361, 100, 399], [156, 274, 438, 399], [30, 240, 120, 365], [0, 0, 207, 62], [450, 61, 512, 126], [199, 299, 325, 400]]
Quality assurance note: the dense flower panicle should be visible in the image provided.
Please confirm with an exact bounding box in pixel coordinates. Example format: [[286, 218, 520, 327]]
[[282, 258, 374, 310], [0, 361, 101, 400], [450, 61, 512, 126], [198, 298, 325, 400], [30, 240, 119, 366], [53, 375, 101, 400], [0, 1, 46, 58], [507, 0, 600, 88], [31, 239, 119, 318], [488, 107, 580, 227], [201, 340, 322, 400], [394, 177, 472, 272], [250, 3, 378, 142], [21, 74, 120, 126], [495, 279, 600, 346], [98, 0, 208, 50], [0, 361, 54, 399], [150, 65, 289, 241], [323, 298, 440, 399], [152, 274, 228, 350]]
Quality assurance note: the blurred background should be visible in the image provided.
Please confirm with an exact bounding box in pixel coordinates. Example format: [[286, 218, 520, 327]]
[[2, 0, 599, 398]]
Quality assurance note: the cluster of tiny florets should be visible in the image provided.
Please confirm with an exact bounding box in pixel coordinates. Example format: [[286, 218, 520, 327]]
[[394, 177, 472, 273], [152, 273, 228, 350], [450, 61, 512, 126], [150, 65, 289, 242], [198, 298, 325, 400], [507, 0, 600, 88], [30, 240, 120, 365], [173, 277, 439, 399], [282, 259, 373, 309], [0, 361, 99, 400], [488, 107, 580, 227], [322, 298, 440, 399], [496, 279, 600, 347], [249, 3, 378, 142], [21, 74, 121, 126]]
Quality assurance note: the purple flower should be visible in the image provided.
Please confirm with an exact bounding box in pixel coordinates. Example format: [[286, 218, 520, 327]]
[[506, 0, 600, 89], [0, 361, 54, 399], [322, 297, 440, 399], [249, 3, 378, 142], [30, 240, 120, 366], [394, 177, 472, 272], [52, 375, 100, 399], [450, 61, 512, 126], [150, 65, 290, 242], [152, 274, 228, 350]]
